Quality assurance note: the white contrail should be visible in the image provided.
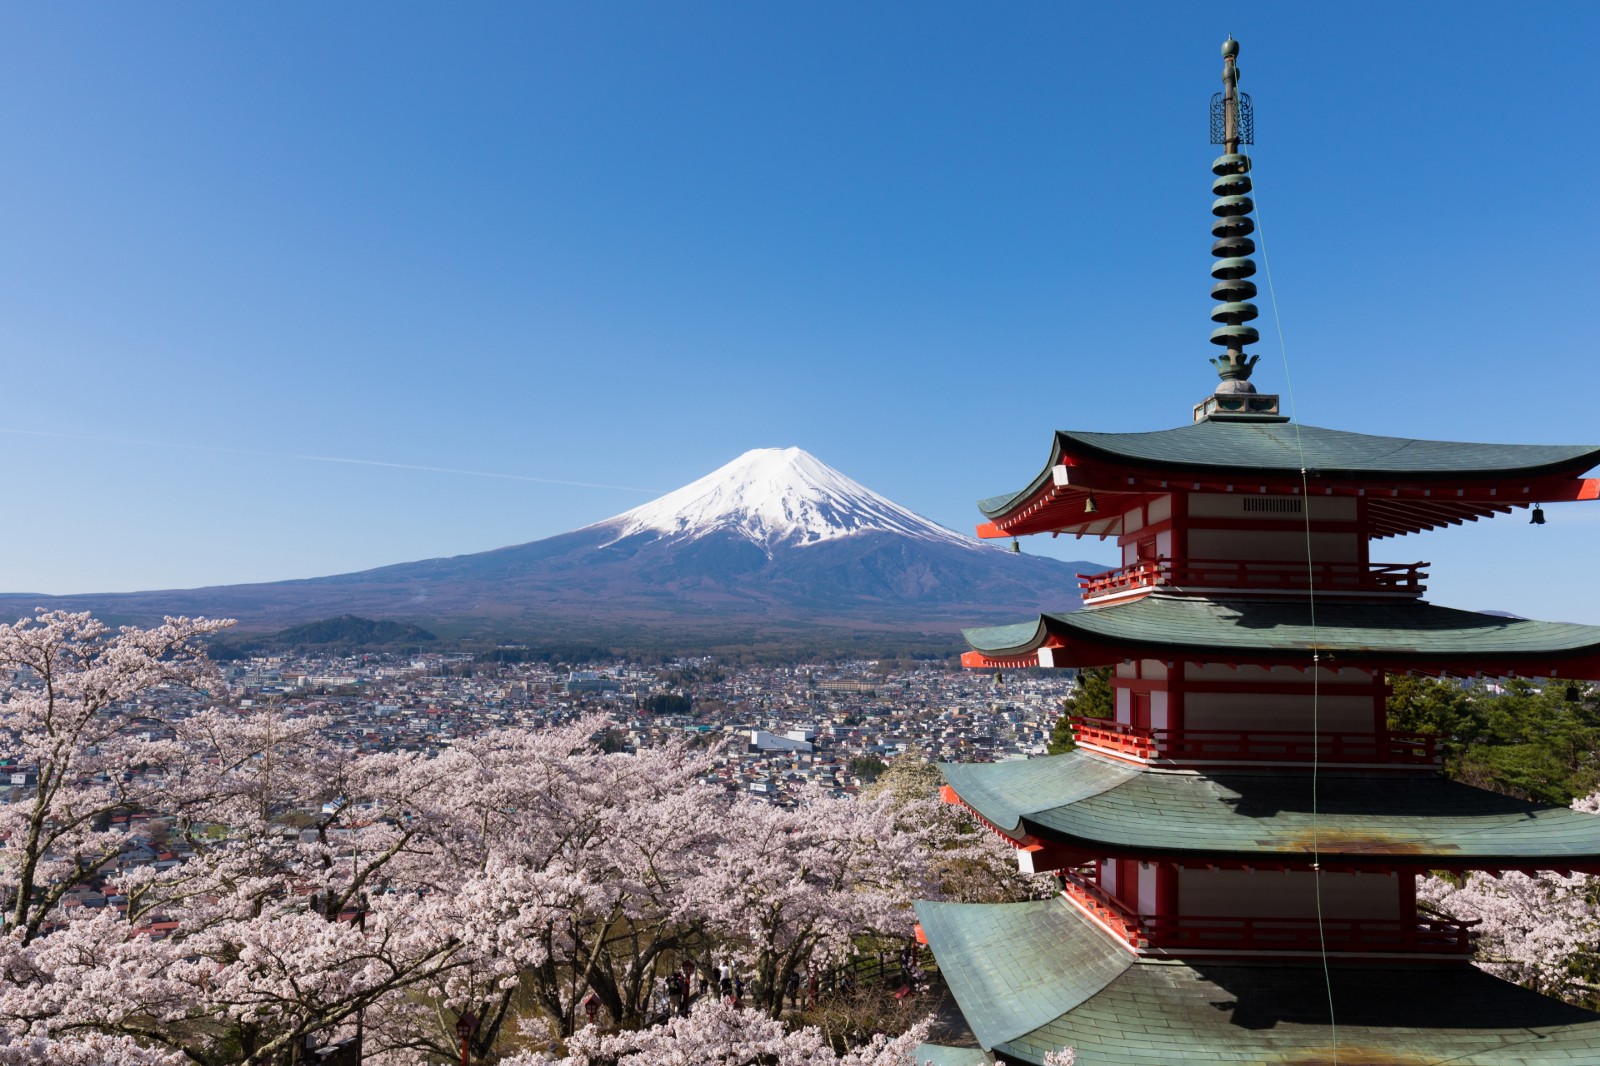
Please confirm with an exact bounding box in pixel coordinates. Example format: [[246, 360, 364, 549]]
[[0, 427, 661, 494]]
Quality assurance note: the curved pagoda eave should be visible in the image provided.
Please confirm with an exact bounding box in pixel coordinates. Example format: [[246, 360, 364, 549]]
[[940, 751, 1600, 870], [976, 423, 1600, 539], [997, 957, 1600, 1066], [918, 896, 1600, 1065], [959, 596, 1600, 680], [912, 897, 1132, 1053]]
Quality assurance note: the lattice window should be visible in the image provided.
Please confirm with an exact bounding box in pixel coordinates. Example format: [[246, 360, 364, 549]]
[[1241, 496, 1302, 514]]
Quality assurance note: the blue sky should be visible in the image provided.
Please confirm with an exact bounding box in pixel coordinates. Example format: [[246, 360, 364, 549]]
[[2, 4, 1597, 622]]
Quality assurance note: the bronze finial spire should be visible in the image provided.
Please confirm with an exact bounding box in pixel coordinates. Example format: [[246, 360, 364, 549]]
[[1195, 36, 1285, 423]]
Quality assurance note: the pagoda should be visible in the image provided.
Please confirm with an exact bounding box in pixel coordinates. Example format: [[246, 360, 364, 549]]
[[914, 38, 1600, 1066]]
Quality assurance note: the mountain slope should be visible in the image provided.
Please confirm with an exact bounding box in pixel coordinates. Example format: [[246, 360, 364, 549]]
[[0, 448, 1106, 645]]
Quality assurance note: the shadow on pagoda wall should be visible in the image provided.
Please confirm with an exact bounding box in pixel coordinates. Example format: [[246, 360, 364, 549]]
[[1215, 773, 1545, 822], [1211, 606, 1523, 633], [1186, 962, 1598, 1033]]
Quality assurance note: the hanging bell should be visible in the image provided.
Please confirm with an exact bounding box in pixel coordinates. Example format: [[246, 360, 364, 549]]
[[1010, 539, 1021, 554], [1566, 682, 1582, 703], [1085, 492, 1099, 514], [1530, 505, 1546, 526]]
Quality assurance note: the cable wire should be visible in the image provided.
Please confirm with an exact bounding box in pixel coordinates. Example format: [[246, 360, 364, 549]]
[[1251, 161, 1339, 1062]]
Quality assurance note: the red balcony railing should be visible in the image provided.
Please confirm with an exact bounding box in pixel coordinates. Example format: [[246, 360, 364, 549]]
[[1059, 869, 1474, 955], [1077, 560, 1428, 600], [1070, 716, 1439, 765], [1060, 867, 1146, 947], [1070, 717, 1156, 759]]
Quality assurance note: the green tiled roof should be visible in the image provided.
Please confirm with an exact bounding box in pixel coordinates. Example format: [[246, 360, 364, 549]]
[[998, 959, 1600, 1064], [978, 421, 1600, 517], [962, 618, 1053, 657], [920, 895, 1600, 1063], [912, 898, 1132, 1052], [962, 595, 1600, 665], [942, 752, 1600, 865], [940, 753, 1136, 837]]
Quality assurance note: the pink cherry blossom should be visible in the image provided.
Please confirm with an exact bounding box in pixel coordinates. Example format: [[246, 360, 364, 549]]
[[1417, 789, 1600, 998], [1, 611, 1025, 1064]]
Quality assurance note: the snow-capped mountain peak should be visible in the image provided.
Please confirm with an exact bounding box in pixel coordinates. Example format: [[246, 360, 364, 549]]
[[592, 447, 981, 552]]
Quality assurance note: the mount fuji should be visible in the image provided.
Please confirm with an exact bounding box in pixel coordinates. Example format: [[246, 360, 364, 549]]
[[0, 448, 1104, 649], [596, 447, 980, 554]]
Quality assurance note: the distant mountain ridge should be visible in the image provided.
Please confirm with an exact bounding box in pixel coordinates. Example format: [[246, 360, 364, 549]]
[[273, 615, 437, 646], [208, 615, 437, 660], [0, 448, 1105, 649]]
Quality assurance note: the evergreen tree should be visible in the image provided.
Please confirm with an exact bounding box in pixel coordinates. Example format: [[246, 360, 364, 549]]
[[1046, 667, 1113, 755], [848, 755, 888, 783], [1388, 674, 1599, 804]]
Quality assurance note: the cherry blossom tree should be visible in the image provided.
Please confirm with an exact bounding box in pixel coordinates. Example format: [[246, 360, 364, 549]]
[[0, 610, 231, 940], [0, 1032, 186, 1066], [0, 614, 468, 1062], [0, 611, 957, 1064], [0, 696, 463, 1063], [502, 999, 931, 1066], [863, 753, 1050, 905], [379, 723, 729, 1057], [1419, 789, 1600, 1002], [693, 787, 935, 1019], [499, 999, 1075, 1066]]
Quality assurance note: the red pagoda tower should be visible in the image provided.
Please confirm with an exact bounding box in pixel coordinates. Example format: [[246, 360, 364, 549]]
[[914, 38, 1600, 1066]]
